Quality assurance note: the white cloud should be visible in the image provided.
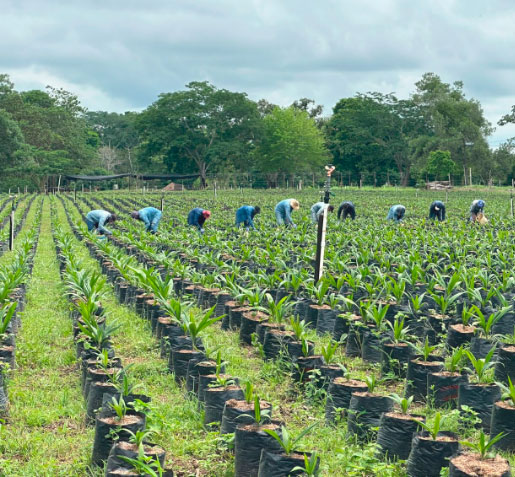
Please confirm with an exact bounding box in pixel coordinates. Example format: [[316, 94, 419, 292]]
[[1, 0, 515, 146]]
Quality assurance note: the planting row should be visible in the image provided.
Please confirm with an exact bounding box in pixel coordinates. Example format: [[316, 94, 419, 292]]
[[56, 191, 506, 476]]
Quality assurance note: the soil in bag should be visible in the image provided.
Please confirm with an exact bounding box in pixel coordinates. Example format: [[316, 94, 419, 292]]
[[382, 342, 411, 378], [406, 431, 459, 477], [204, 385, 245, 427], [427, 371, 468, 408], [446, 324, 475, 349], [256, 322, 283, 345], [240, 311, 269, 345], [376, 412, 424, 460], [489, 400, 515, 451], [171, 349, 205, 382], [405, 358, 444, 402], [458, 382, 501, 430], [258, 449, 320, 477], [106, 440, 166, 473], [286, 339, 314, 363], [221, 399, 272, 434], [345, 324, 364, 357], [234, 422, 283, 477], [361, 330, 384, 363], [91, 414, 145, 467], [230, 306, 251, 329], [325, 378, 368, 423], [347, 392, 393, 442], [315, 306, 336, 335], [469, 337, 498, 360], [263, 330, 294, 360], [495, 346, 515, 384], [449, 452, 511, 477], [332, 313, 360, 342]]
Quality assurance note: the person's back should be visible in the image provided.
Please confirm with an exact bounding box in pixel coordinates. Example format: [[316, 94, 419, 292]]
[[310, 202, 325, 223], [275, 199, 299, 226], [470, 200, 485, 222], [236, 205, 259, 230], [429, 201, 446, 222], [137, 207, 162, 233], [387, 204, 405, 223], [188, 208, 210, 233], [338, 201, 356, 220], [85, 210, 115, 235]]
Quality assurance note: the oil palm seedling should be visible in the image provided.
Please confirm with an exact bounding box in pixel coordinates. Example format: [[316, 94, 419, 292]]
[[179, 306, 222, 350]]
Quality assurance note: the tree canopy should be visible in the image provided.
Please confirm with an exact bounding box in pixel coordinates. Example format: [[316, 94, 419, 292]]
[[0, 72, 512, 190]]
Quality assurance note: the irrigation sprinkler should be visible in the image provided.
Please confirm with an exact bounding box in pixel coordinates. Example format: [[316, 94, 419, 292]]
[[314, 165, 335, 283]]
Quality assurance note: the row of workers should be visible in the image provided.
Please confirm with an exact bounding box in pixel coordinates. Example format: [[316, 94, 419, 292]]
[[84, 199, 486, 235]]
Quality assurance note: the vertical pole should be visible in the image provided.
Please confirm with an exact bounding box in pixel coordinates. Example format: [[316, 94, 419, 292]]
[[24, 186, 27, 194], [314, 210, 328, 282], [161, 197, 164, 212], [82, 184, 84, 194], [9, 211, 14, 251], [312, 173, 315, 188], [74, 184, 77, 202], [446, 190, 448, 203], [57, 174, 61, 193], [314, 165, 335, 283], [463, 166, 467, 186], [469, 168, 472, 186], [214, 181, 217, 198], [448, 173, 451, 186]]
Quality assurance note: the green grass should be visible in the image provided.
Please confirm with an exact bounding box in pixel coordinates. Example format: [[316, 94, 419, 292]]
[[0, 197, 95, 476]]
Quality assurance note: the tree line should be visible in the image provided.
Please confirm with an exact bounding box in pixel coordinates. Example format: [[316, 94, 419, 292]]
[[0, 72, 514, 191]]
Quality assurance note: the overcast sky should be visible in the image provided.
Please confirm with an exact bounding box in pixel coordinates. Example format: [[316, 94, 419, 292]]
[[2, 0, 515, 146]]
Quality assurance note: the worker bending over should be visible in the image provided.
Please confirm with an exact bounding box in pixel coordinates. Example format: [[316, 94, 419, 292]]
[[429, 201, 446, 222], [469, 200, 485, 222], [275, 199, 300, 227], [337, 201, 356, 220], [235, 205, 260, 230], [85, 210, 117, 235], [387, 205, 406, 223], [131, 207, 162, 234], [310, 202, 334, 224], [188, 208, 211, 234]]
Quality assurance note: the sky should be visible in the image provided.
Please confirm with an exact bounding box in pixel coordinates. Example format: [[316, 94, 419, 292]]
[[2, 0, 515, 147]]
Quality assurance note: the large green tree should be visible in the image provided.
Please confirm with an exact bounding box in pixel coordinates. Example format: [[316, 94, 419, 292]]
[[254, 106, 328, 186], [0, 75, 97, 190], [411, 73, 492, 184], [137, 81, 261, 187], [326, 93, 411, 185], [85, 111, 139, 172]]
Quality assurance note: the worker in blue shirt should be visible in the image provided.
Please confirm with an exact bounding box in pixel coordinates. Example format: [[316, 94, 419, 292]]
[[337, 201, 356, 220], [310, 202, 334, 224], [387, 205, 406, 223], [85, 210, 117, 235], [188, 208, 211, 233], [275, 199, 300, 227], [235, 205, 260, 230], [469, 199, 485, 222], [429, 201, 446, 222], [131, 207, 162, 234]]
